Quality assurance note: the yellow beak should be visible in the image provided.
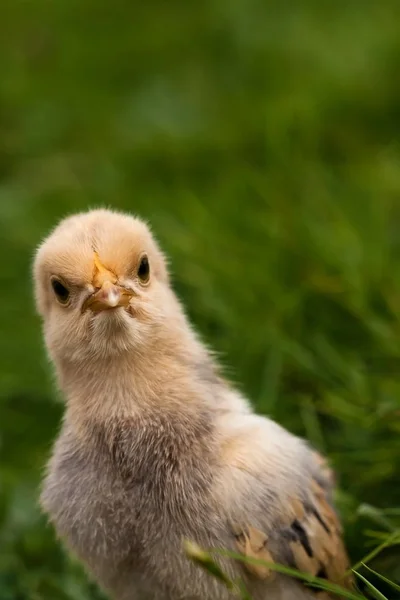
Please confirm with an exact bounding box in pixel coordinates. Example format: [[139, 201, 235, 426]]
[[83, 280, 135, 312], [82, 252, 135, 312]]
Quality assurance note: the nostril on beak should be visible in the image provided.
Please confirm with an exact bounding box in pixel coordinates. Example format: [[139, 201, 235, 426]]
[[97, 282, 121, 307], [82, 281, 135, 313]]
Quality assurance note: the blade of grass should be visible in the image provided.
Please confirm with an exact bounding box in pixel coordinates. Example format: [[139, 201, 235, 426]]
[[380, 508, 400, 516], [363, 530, 394, 541], [299, 395, 327, 453], [353, 571, 389, 600], [362, 564, 400, 593], [212, 548, 366, 600], [356, 504, 396, 532], [184, 540, 252, 600], [183, 540, 238, 593], [348, 530, 400, 574]]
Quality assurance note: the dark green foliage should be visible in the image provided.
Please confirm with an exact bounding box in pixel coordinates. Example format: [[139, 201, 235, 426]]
[[0, 0, 399, 597]]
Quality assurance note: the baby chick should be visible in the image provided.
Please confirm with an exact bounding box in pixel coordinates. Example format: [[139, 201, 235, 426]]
[[33, 209, 352, 600]]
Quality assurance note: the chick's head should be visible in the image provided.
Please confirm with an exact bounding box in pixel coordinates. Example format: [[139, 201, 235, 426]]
[[33, 209, 173, 365]]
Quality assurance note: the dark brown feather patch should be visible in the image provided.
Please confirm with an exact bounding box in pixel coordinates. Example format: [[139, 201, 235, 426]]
[[233, 477, 353, 598]]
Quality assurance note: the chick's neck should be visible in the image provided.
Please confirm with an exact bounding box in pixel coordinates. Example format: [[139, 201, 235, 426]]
[[59, 318, 222, 438]]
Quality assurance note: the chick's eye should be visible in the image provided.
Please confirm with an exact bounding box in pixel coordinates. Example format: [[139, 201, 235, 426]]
[[51, 278, 70, 304], [137, 255, 150, 283]]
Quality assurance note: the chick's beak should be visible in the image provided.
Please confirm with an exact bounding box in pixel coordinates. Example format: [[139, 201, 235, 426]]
[[82, 252, 135, 312], [83, 281, 135, 312]]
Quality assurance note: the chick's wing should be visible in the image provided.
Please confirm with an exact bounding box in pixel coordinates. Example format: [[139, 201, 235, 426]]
[[232, 451, 353, 598]]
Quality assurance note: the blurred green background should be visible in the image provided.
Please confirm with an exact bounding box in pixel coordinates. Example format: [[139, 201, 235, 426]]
[[1, 1, 400, 598]]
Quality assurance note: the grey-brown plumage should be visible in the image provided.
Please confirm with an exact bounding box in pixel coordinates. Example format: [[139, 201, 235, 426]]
[[33, 209, 353, 600]]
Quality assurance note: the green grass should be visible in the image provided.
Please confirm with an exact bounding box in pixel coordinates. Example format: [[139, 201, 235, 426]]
[[185, 538, 400, 599], [0, 0, 400, 598]]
